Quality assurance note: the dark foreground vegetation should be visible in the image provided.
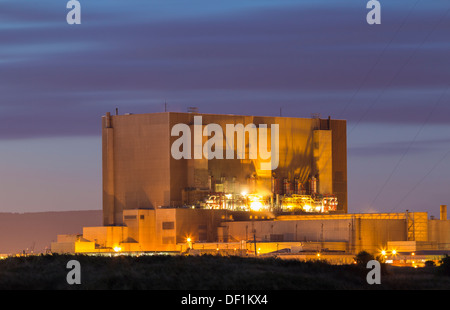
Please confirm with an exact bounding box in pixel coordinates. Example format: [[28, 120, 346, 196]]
[[0, 254, 449, 290]]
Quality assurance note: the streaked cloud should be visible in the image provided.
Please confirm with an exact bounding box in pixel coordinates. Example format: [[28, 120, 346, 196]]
[[0, 0, 449, 213]]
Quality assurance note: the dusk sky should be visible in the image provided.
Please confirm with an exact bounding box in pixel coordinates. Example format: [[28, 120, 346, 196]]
[[0, 0, 449, 217]]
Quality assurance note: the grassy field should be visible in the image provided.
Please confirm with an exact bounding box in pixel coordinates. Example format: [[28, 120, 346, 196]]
[[0, 254, 449, 290]]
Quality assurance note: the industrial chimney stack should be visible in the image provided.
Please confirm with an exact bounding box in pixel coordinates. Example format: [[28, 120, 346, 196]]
[[440, 205, 447, 221]]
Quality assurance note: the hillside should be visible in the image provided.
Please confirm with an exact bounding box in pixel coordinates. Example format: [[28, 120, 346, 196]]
[[0, 210, 102, 254]]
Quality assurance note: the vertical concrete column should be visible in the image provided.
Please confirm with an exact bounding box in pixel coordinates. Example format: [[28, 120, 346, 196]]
[[441, 205, 447, 221], [313, 130, 333, 195], [103, 112, 115, 225]]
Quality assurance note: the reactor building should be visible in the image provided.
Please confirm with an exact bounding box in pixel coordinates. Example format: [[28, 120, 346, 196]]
[[102, 111, 347, 225], [51, 111, 450, 264]]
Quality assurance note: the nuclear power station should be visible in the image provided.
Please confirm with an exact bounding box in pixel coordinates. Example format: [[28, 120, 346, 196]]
[[51, 111, 450, 265]]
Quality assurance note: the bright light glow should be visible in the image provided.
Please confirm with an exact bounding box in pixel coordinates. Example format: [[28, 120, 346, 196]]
[[186, 237, 191, 243], [241, 191, 247, 197], [304, 204, 312, 212], [381, 250, 386, 256], [392, 250, 397, 255], [250, 201, 263, 211], [113, 246, 122, 252]]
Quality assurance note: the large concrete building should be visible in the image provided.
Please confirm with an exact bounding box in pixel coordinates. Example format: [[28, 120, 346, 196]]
[[102, 112, 348, 226], [51, 111, 450, 265]]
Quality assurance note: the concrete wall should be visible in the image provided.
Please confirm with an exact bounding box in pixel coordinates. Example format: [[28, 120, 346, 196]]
[[57, 234, 80, 243], [121, 209, 164, 251], [224, 219, 352, 243], [354, 219, 406, 254], [313, 130, 333, 195], [52, 208, 449, 256], [51, 242, 75, 254], [83, 226, 128, 249], [321, 118, 347, 214], [51, 234, 96, 254], [120, 208, 231, 252], [102, 113, 171, 225], [428, 219, 450, 248], [175, 209, 229, 244], [223, 214, 408, 254], [102, 112, 348, 225]]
